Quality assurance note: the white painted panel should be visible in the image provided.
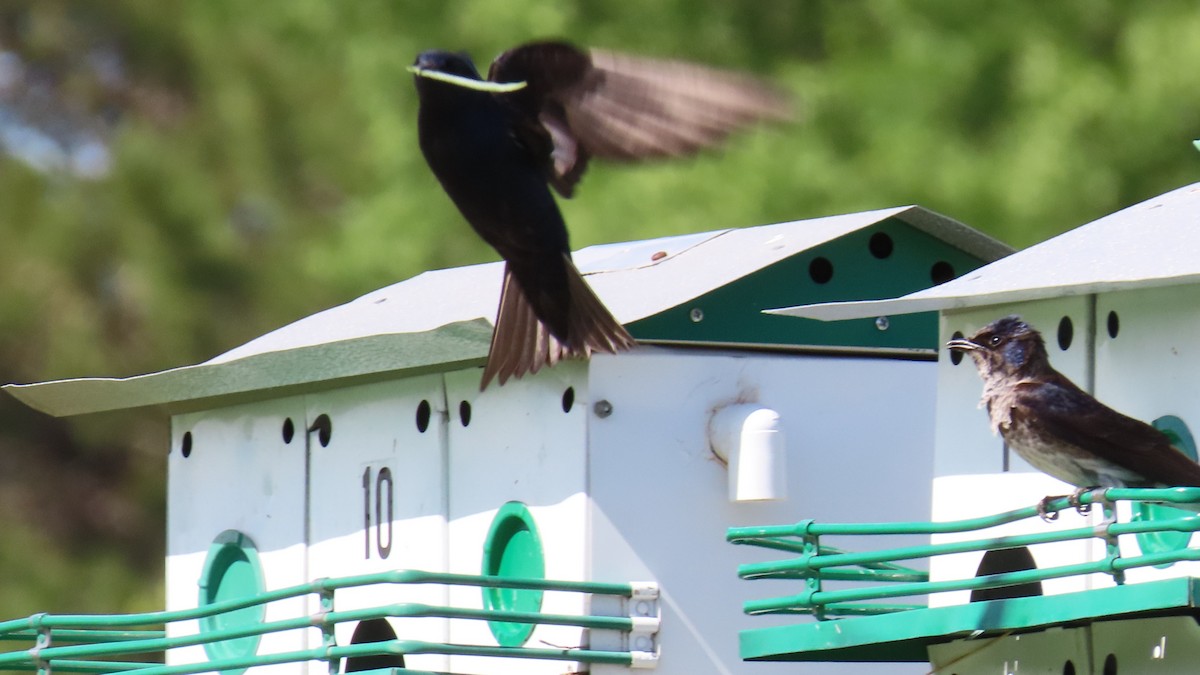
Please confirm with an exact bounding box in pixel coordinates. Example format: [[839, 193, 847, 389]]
[[1095, 285, 1200, 585], [166, 397, 311, 672], [588, 347, 932, 675], [305, 375, 449, 671], [445, 363, 590, 675]]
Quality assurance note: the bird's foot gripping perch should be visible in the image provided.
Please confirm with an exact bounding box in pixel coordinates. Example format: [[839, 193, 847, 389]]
[[1068, 486, 1097, 515], [1037, 487, 1102, 522], [1037, 495, 1062, 522]]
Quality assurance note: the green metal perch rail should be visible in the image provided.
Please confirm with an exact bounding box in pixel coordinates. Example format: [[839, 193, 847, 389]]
[[0, 570, 659, 674], [728, 487, 1200, 618], [727, 487, 1200, 662]]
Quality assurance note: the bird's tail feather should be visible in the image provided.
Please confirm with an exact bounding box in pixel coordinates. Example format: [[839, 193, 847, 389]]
[[480, 257, 635, 389]]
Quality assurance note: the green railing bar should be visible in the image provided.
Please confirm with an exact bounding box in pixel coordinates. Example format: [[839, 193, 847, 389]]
[[93, 637, 635, 675], [0, 616, 307, 667], [0, 570, 636, 637], [726, 538, 925, 577], [1101, 487, 1200, 504], [819, 602, 927, 616], [738, 513, 1200, 581], [739, 528, 1092, 578], [732, 536, 811, 555], [317, 569, 636, 597], [1112, 545, 1200, 571], [0, 630, 164, 643], [744, 558, 1107, 614], [802, 568, 928, 583], [728, 508, 1033, 540], [0, 658, 154, 672], [729, 488, 1200, 544], [327, 602, 638, 631], [815, 545, 926, 574], [745, 542, 1200, 615], [0, 601, 641, 668]]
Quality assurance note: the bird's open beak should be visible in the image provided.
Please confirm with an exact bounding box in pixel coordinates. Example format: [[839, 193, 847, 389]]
[[946, 338, 980, 352], [407, 65, 527, 93]]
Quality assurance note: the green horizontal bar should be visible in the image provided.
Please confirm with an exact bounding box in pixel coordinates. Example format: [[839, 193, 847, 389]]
[[0, 629, 165, 643], [0, 570, 635, 637], [746, 542, 1200, 614], [802, 569, 928, 583], [815, 545, 925, 575], [322, 603, 637, 633], [729, 488, 1200, 545], [0, 658, 154, 672], [736, 512, 1200, 584], [738, 527, 1098, 579], [114, 638, 635, 675], [739, 576, 1200, 662], [820, 603, 926, 616], [1, 601, 640, 667], [741, 514, 1200, 586]]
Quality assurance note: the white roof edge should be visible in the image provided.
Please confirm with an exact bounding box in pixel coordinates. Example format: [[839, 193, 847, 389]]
[[890, 205, 1014, 262], [3, 319, 492, 417], [772, 181, 1200, 322], [771, 271, 1200, 322]]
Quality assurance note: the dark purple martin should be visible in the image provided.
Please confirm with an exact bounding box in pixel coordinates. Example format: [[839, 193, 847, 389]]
[[948, 315, 1200, 517], [410, 40, 790, 388]]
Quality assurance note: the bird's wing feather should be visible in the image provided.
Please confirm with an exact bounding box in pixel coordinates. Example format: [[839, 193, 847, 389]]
[[489, 41, 791, 198], [1012, 378, 1200, 486]]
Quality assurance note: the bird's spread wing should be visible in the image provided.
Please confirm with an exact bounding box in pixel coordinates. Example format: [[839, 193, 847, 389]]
[[489, 41, 791, 197], [1013, 378, 1200, 486]]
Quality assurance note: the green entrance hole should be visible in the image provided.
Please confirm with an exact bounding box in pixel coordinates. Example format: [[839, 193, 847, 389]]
[[1132, 416, 1198, 565], [481, 501, 545, 646], [198, 530, 266, 672]]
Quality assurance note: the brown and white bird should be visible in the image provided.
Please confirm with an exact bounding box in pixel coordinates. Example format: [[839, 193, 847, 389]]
[[411, 40, 790, 388], [948, 315, 1200, 516]]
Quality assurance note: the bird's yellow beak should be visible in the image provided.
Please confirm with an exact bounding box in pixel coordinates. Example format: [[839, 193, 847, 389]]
[[407, 66, 527, 93]]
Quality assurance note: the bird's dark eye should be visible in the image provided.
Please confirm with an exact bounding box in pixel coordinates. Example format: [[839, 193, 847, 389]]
[[988, 335, 1003, 347]]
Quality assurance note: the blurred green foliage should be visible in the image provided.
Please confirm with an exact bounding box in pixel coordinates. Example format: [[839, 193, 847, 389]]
[[0, 0, 1197, 617]]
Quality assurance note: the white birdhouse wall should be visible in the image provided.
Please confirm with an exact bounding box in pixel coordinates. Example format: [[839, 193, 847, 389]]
[[167, 396, 310, 672], [1095, 284, 1200, 585], [305, 374, 450, 672]]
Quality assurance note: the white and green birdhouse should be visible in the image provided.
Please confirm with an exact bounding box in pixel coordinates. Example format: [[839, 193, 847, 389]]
[[749, 182, 1200, 673], [3, 205, 1005, 674]]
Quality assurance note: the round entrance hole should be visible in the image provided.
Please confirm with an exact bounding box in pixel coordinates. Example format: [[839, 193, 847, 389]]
[[481, 502, 545, 646]]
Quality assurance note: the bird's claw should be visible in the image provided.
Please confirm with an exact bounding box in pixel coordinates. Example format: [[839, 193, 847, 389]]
[[1069, 487, 1095, 515], [1037, 496, 1060, 522]]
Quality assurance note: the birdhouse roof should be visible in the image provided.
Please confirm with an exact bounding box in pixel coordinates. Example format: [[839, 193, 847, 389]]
[[4, 205, 1007, 417], [773, 181, 1200, 323]]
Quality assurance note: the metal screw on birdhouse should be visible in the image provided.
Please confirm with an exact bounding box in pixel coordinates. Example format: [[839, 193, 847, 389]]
[[875, 316, 890, 331], [594, 400, 613, 418], [689, 308, 704, 323]]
